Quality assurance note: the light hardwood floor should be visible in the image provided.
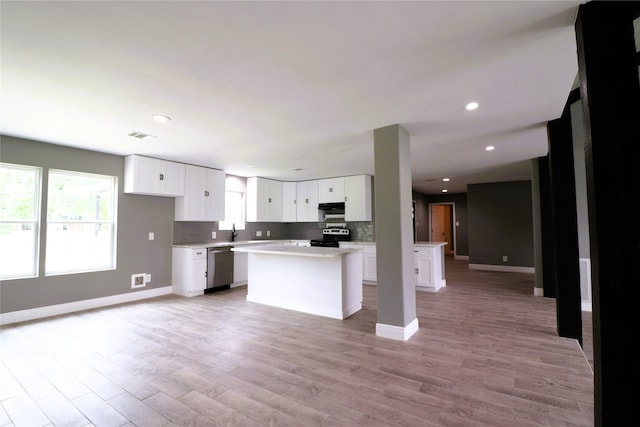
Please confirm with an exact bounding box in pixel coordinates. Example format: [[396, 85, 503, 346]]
[[0, 257, 594, 426]]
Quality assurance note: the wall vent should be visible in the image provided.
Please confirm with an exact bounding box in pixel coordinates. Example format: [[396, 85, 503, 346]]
[[131, 273, 146, 289]]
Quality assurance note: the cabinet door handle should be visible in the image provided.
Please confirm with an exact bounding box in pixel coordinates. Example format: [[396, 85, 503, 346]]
[[204, 190, 209, 197], [305, 198, 309, 204], [415, 268, 419, 274], [159, 173, 164, 181], [329, 187, 333, 193], [268, 197, 272, 203], [345, 196, 347, 202]]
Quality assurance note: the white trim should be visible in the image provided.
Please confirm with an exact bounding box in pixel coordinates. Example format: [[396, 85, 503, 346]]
[[533, 287, 544, 297], [0, 286, 172, 326], [468, 263, 535, 274], [376, 318, 419, 341], [454, 255, 469, 261]]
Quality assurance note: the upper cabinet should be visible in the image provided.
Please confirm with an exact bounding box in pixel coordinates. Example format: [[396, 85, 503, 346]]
[[318, 177, 345, 203], [246, 177, 283, 222], [282, 182, 297, 222], [124, 155, 185, 197], [175, 165, 225, 221], [296, 180, 322, 222], [345, 175, 372, 221]]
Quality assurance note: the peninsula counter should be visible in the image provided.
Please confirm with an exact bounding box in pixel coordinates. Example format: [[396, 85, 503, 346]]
[[231, 245, 363, 319]]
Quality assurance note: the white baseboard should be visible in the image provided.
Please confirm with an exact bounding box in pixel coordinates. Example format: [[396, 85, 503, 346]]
[[454, 255, 469, 261], [376, 318, 419, 341], [0, 286, 173, 326], [468, 263, 535, 274]]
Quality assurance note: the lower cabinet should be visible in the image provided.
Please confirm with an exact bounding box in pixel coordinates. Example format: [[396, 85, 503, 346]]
[[363, 245, 377, 282], [414, 246, 446, 291], [339, 243, 445, 291], [172, 247, 207, 297]]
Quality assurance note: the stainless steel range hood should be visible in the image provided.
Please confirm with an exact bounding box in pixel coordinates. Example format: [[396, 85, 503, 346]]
[[318, 202, 345, 211]]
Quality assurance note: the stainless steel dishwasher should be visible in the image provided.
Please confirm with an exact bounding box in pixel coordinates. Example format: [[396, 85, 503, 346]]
[[206, 246, 234, 292]]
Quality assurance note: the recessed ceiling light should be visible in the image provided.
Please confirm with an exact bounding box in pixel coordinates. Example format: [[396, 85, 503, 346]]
[[485, 145, 495, 151], [128, 131, 156, 140], [441, 189, 448, 193], [152, 114, 171, 123], [442, 178, 450, 182], [465, 102, 479, 111]]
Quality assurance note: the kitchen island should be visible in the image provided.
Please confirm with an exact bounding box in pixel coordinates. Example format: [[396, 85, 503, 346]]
[[231, 245, 363, 319]]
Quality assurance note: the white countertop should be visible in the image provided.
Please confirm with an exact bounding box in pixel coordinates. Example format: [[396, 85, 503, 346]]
[[341, 241, 447, 248], [173, 240, 306, 249], [232, 244, 361, 258], [414, 242, 448, 247]]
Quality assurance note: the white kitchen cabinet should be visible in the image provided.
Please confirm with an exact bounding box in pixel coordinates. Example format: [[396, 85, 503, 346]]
[[318, 177, 345, 203], [363, 244, 377, 282], [345, 175, 372, 221], [246, 177, 283, 222], [414, 245, 446, 291], [282, 182, 297, 222], [175, 165, 225, 221], [232, 252, 248, 287], [172, 247, 207, 297], [124, 154, 185, 197], [296, 180, 322, 222]]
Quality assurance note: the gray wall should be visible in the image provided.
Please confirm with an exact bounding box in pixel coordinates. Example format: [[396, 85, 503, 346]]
[[1, 136, 174, 313], [467, 181, 534, 267]]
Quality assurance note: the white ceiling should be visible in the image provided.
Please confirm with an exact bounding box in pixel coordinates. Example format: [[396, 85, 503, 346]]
[[0, 1, 581, 195]]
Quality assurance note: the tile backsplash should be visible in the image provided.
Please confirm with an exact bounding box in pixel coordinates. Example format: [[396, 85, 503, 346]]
[[173, 221, 374, 244]]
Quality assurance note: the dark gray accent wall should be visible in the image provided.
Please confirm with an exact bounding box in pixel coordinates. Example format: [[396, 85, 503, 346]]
[[0, 136, 174, 313], [467, 181, 534, 267]]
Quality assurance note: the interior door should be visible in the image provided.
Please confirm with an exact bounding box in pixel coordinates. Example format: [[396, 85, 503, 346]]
[[430, 204, 453, 254]]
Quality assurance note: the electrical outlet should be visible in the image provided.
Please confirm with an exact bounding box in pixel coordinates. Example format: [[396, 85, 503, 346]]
[[148, 232, 154, 240], [145, 273, 151, 283], [267, 230, 271, 237], [256, 230, 262, 237], [211, 231, 216, 239], [502, 255, 508, 262]]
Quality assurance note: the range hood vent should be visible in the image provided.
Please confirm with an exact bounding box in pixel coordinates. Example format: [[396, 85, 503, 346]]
[[318, 202, 345, 211]]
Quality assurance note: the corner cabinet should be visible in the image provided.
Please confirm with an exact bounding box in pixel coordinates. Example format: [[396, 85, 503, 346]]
[[175, 165, 225, 221], [345, 175, 372, 221], [246, 177, 283, 222], [124, 154, 185, 197]]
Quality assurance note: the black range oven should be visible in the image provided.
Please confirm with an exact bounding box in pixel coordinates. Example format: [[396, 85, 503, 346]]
[[310, 228, 351, 248]]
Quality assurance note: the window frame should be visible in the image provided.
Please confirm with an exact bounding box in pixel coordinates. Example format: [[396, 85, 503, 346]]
[[0, 162, 42, 280], [45, 169, 118, 276]]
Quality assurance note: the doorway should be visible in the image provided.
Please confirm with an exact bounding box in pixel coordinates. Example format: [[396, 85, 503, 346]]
[[429, 203, 455, 256]]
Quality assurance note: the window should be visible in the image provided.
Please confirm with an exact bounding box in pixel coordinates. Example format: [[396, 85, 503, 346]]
[[0, 163, 41, 280], [219, 191, 245, 231], [45, 170, 117, 275]]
